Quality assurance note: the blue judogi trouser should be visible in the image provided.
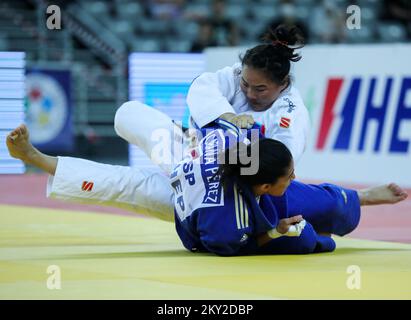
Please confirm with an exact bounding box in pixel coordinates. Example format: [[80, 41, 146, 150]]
[[286, 181, 361, 236], [252, 181, 361, 255]]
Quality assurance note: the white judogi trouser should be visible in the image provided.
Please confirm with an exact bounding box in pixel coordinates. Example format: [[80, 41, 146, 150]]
[[47, 101, 186, 222]]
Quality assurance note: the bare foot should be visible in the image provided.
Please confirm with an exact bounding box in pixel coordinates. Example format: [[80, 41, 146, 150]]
[[6, 124, 38, 165], [6, 124, 58, 175], [358, 183, 408, 206]]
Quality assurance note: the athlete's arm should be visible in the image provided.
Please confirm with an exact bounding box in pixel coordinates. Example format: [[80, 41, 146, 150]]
[[220, 113, 255, 129], [187, 65, 238, 128], [256, 215, 305, 246]]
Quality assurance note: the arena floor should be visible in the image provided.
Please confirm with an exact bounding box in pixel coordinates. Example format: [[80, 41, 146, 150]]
[[1, 174, 410, 299]]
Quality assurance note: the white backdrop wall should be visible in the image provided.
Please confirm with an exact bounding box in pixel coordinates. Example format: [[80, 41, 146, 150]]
[[206, 45, 411, 187]]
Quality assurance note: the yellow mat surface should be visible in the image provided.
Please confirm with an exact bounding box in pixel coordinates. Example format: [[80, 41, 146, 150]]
[[0, 204, 410, 299]]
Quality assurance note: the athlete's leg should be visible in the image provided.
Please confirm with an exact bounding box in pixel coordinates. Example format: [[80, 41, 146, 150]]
[[286, 181, 408, 236], [6, 124, 175, 222], [358, 184, 408, 205], [114, 101, 186, 175], [47, 156, 174, 222]]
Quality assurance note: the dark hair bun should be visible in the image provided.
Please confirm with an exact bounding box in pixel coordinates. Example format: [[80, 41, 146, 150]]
[[263, 24, 305, 62]]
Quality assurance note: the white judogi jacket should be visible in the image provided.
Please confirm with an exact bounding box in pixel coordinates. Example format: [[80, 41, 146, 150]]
[[187, 63, 310, 163]]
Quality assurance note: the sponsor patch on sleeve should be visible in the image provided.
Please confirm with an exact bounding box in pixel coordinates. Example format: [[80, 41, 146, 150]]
[[82, 181, 94, 192], [279, 117, 291, 128]]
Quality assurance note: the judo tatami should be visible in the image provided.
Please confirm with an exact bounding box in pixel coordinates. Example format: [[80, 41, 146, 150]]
[[1, 204, 410, 299]]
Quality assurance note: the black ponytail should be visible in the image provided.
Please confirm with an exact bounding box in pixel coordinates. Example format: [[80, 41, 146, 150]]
[[240, 24, 305, 85], [263, 24, 305, 62]]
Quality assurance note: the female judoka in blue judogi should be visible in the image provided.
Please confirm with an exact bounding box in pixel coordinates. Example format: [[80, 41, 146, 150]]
[[171, 120, 361, 256]]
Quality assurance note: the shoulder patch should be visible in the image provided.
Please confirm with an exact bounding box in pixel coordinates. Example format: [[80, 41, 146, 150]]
[[279, 117, 291, 128]]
